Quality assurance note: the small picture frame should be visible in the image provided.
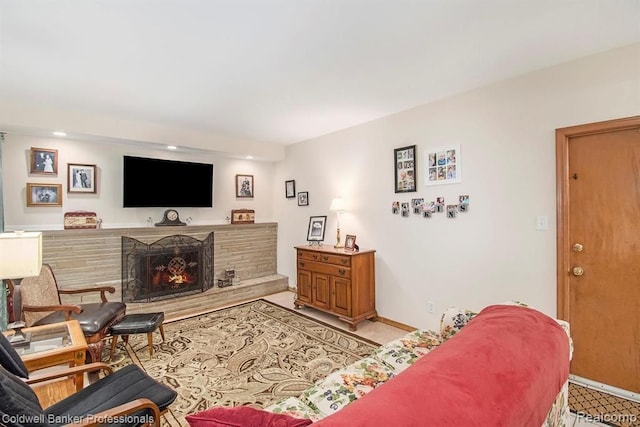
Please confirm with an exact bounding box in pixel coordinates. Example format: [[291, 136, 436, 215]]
[[67, 163, 97, 193], [394, 145, 417, 193], [236, 174, 254, 198], [30, 147, 58, 175], [26, 183, 62, 207], [285, 180, 296, 198], [298, 191, 309, 206], [307, 216, 327, 242], [345, 234, 357, 251]]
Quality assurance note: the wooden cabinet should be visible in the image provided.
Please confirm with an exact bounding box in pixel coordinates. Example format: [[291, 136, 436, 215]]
[[294, 246, 377, 331]]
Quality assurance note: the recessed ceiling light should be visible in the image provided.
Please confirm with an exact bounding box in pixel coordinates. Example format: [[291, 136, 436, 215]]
[[246, 155, 253, 159], [167, 145, 177, 150], [52, 131, 67, 137]]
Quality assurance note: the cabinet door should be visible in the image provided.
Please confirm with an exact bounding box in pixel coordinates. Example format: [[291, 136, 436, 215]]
[[297, 269, 313, 303], [331, 276, 352, 316], [313, 273, 331, 309]]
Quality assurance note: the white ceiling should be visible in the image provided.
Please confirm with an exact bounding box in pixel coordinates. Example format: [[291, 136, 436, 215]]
[[1, 0, 639, 149]]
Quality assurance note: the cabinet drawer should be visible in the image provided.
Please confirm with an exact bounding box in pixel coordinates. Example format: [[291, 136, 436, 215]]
[[297, 260, 352, 279], [297, 250, 351, 267]]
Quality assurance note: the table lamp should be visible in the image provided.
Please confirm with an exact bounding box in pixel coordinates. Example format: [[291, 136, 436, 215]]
[[329, 198, 345, 248], [0, 231, 43, 345]]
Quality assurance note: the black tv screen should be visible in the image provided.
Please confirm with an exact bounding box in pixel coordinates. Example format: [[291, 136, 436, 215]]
[[123, 156, 213, 208]]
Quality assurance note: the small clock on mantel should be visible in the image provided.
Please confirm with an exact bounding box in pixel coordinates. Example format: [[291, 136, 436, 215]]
[[155, 209, 187, 226]]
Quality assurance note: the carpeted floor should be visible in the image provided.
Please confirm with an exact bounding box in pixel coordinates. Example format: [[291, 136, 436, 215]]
[[107, 299, 380, 426], [569, 382, 640, 427]]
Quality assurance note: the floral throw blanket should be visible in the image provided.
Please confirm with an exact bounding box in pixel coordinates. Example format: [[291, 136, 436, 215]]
[[314, 305, 570, 427]]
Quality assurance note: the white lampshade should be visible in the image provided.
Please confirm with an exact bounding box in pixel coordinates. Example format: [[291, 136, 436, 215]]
[[0, 232, 43, 279], [329, 198, 345, 212]]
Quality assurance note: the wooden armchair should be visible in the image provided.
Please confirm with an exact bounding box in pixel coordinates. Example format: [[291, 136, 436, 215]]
[[0, 332, 177, 427], [13, 264, 126, 362]]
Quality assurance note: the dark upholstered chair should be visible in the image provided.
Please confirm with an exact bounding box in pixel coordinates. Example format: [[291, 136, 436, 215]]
[[14, 264, 126, 362], [0, 332, 177, 427]]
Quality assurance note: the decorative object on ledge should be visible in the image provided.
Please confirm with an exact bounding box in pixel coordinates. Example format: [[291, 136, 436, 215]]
[[329, 197, 345, 248], [155, 209, 186, 226], [218, 269, 235, 288], [67, 163, 97, 193], [297, 191, 308, 206], [29, 147, 58, 175], [64, 211, 98, 229], [235, 174, 254, 198], [285, 180, 296, 198], [231, 209, 255, 224], [26, 183, 62, 207], [306, 215, 327, 244], [394, 145, 416, 193], [121, 233, 214, 303]]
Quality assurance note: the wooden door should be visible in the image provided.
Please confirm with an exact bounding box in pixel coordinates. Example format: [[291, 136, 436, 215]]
[[557, 116, 640, 393]]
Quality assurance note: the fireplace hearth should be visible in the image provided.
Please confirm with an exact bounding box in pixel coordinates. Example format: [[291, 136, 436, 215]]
[[121, 233, 214, 303]]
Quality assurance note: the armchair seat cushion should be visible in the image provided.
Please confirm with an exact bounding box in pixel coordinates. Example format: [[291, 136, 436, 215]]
[[46, 364, 177, 425], [34, 302, 126, 335]]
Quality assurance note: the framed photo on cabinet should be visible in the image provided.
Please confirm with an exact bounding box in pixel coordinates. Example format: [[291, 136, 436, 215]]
[[306, 216, 327, 242], [345, 234, 357, 251]]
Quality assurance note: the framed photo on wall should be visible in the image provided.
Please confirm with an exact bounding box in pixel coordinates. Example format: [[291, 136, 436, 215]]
[[425, 144, 462, 185], [26, 183, 62, 207], [306, 215, 327, 242], [298, 191, 309, 206], [394, 145, 416, 193], [30, 147, 58, 175], [68, 163, 97, 193], [236, 174, 254, 198], [285, 180, 296, 198]]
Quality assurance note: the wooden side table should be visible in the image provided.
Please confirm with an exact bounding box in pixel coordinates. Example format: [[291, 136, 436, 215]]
[[3, 320, 88, 390]]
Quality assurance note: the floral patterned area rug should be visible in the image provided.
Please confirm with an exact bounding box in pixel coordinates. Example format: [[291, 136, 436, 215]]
[[569, 382, 640, 427], [106, 299, 379, 427]]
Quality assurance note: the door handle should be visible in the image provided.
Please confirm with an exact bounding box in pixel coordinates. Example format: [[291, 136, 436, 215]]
[[571, 266, 584, 276], [572, 243, 584, 252]]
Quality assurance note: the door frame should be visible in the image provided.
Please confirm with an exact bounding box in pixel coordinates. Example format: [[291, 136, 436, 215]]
[[555, 115, 640, 321]]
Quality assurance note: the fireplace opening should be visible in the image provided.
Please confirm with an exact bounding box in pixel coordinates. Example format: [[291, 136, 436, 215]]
[[121, 233, 214, 303]]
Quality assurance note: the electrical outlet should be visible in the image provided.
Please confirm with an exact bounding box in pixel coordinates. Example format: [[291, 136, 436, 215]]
[[427, 301, 435, 314]]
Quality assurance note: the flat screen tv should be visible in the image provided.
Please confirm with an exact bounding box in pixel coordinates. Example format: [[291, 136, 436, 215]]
[[123, 155, 213, 208]]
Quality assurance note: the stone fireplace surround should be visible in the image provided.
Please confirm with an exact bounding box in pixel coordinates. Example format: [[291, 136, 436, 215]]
[[39, 223, 288, 319]]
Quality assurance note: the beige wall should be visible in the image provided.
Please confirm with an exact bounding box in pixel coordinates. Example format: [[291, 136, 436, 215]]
[[2, 44, 639, 330], [273, 44, 640, 330]]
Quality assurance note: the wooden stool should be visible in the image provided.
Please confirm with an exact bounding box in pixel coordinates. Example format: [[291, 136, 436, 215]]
[[109, 312, 165, 360]]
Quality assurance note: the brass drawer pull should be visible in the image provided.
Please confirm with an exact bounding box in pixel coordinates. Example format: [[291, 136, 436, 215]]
[[341, 259, 348, 265], [322, 256, 329, 261], [338, 269, 346, 275], [312, 255, 318, 260], [300, 262, 305, 267]]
